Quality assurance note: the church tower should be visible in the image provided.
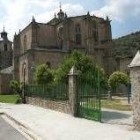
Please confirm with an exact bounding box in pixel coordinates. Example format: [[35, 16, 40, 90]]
[[0, 27, 12, 70]]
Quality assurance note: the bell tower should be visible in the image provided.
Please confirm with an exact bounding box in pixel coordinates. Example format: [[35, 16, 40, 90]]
[[1, 27, 8, 40], [0, 27, 12, 70]]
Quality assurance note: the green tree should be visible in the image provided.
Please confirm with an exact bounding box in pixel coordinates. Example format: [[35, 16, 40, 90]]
[[55, 51, 107, 87], [108, 71, 130, 90], [34, 64, 54, 85]]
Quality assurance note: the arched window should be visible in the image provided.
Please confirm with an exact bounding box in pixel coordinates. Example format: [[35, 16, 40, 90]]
[[58, 27, 63, 49], [23, 35, 27, 52], [75, 24, 81, 45], [4, 43, 8, 51]]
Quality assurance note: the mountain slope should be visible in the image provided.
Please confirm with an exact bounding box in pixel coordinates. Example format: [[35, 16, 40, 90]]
[[113, 31, 140, 58]]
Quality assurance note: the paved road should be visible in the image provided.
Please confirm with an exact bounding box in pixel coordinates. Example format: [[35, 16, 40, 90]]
[[1, 104, 139, 140], [0, 116, 26, 140]]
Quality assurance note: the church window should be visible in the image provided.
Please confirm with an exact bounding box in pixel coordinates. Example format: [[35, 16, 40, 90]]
[[23, 35, 27, 52], [75, 24, 81, 45], [4, 43, 8, 51], [58, 27, 63, 49]]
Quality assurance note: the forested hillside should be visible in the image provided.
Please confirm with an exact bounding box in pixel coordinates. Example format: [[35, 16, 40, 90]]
[[113, 31, 140, 58]]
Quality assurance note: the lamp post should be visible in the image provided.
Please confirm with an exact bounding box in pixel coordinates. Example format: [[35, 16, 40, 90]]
[[22, 62, 26, 103]]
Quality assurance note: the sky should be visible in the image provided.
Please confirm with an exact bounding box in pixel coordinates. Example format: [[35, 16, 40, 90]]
[[0, 0, 140, 40]]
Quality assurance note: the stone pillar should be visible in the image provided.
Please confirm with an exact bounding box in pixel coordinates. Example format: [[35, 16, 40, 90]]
[[129, 51, 140, 131], [68, 66, 78, 116]]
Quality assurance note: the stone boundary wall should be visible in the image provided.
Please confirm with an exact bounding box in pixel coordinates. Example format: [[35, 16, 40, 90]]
[[25, 66, 79, 116], [129, 51, 140, 131], [0, 73, 13, 94], [26, 97, 72, 114], [130, 67, 140, 131]]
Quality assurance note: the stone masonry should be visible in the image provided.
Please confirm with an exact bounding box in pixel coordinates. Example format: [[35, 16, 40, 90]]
[[129, 51, 140, 131]]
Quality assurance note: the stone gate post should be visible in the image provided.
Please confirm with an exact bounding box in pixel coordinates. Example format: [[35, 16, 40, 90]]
[[129, 51, 140, 131], [68, 66, 78, 116]]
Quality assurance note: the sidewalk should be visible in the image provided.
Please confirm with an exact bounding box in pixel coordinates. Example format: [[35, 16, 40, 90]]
[[0, 103, 140, 140], [102, 108, 133, 125]]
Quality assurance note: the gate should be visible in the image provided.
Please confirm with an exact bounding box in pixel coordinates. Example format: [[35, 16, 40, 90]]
[[77, 71, 102, 122]]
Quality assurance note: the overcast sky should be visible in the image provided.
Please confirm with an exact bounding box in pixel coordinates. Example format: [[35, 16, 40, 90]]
[[0, 0, 140, 40]]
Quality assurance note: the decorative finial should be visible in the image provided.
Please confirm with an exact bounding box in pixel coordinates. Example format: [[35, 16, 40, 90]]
[[65, 13, 67, 18], [14, 32, 17, 36], [87, 11, 90, 15], [19, 29, 21, 34], [60, 2, 62, 10], [3, 26, 5, 32], [32, 16, 36, 22], [106, 16, 109, 21], [54, 13, 56, 18], [69, 65, 78, 75]]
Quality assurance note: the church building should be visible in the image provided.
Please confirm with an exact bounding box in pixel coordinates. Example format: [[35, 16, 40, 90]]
[[0, 28, 13, 94], [13, 6, 115, 84]]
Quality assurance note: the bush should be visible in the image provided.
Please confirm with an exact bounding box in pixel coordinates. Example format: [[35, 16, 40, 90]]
[[54, 51, 107, 87], [9, 80, 21, 94], [108, 71, 130, 90], [34, 64, 54, 85]]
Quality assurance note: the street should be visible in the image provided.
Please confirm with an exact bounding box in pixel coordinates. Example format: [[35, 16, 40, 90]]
[[0, 116, 26, 140]]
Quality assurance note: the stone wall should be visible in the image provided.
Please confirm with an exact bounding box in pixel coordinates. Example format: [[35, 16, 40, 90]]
[[33, 50, 68, 69], [129, 51, 140, 131], [19, 55, 29, 84], [26, 97, 72, 114], [25, 66, 78, 116], [20, 24, 32, 53], [37, 24, 57, 47], [18, 50, 69, 84], [130, 67, 140, 131], [0, 73, 12, 94]]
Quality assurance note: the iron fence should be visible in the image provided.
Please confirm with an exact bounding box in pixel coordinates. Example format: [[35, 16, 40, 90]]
[[26, 82, 68, 101]]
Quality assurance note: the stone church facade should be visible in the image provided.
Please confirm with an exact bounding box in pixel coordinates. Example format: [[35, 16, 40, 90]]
[[13, 7, 115, 84]]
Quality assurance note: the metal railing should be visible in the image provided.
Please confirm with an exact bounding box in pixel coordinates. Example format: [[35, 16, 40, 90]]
[[26, 83, 68, 101]]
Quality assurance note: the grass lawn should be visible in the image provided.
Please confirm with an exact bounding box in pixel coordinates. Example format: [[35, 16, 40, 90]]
[[101, 99, 132, 111], [0, 94, 20, 104], [81, 98, 132, 111]]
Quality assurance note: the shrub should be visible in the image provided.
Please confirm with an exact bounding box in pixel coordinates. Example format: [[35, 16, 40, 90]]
[[54, 51, 107, 88], [34, 64, 54, 85], [9, 80, 21, 94], [108, 71, 130, 90]]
